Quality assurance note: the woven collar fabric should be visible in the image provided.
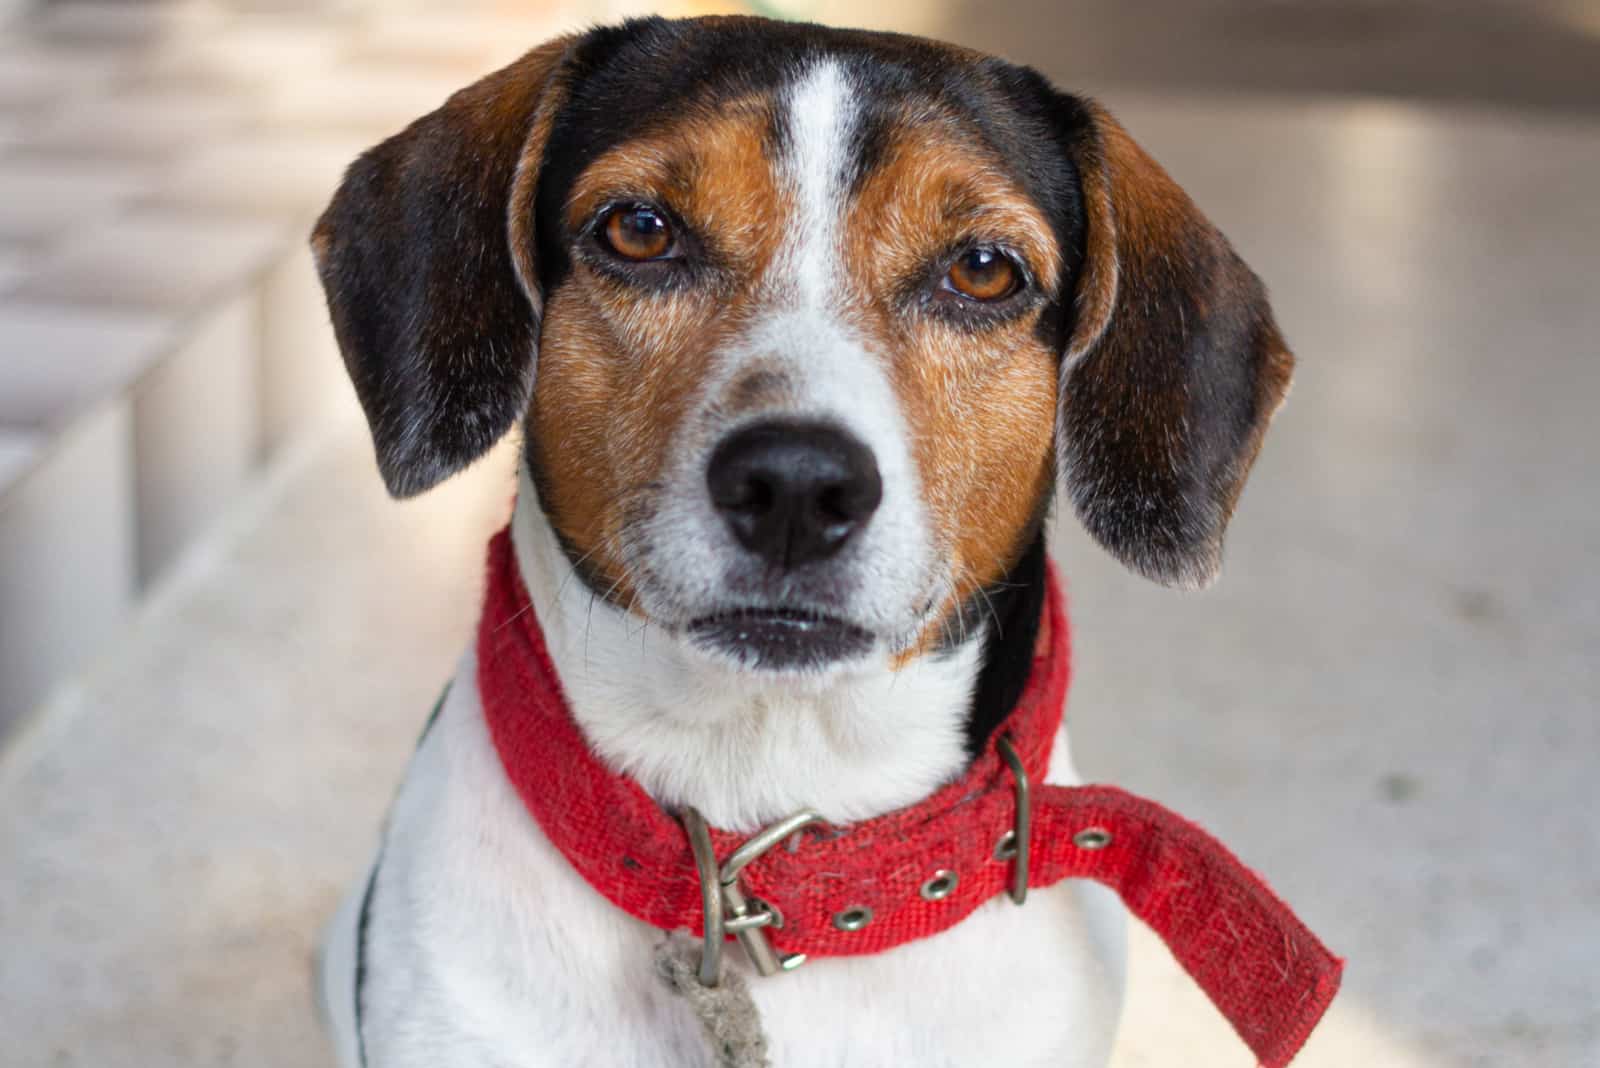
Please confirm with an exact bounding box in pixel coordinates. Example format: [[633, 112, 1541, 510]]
[[477, 529, 1342, 1067]]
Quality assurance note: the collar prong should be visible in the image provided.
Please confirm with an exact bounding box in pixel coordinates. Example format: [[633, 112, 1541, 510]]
[[996, 735, 1031, 905], [681, 807, 724, 986]]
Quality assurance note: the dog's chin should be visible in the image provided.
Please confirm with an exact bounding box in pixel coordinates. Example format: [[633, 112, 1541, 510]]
[[683, 609, 877, 676]]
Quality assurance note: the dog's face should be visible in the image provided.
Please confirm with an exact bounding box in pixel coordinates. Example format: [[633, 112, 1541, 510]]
[[527, 41, 1074, 675], [314, 17, 1293, 679]]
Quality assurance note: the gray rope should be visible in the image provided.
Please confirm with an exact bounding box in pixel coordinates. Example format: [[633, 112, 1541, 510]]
[[654, 936, 772, 1068]]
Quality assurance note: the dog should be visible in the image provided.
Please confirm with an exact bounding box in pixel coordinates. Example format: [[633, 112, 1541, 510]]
[[310, 16, 1330, 1068]]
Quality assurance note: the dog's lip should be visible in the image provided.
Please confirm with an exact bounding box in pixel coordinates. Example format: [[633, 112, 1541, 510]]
[[684, 607, 875, 669], [688, 606, 859, 630]]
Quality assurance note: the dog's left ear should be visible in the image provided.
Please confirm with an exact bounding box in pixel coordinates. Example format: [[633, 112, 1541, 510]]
[[311, 35, 580, 498], [1051, 98, 1295, 589]]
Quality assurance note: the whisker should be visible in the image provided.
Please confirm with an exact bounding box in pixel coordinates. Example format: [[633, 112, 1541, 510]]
[[557, 540, 606, 600], [492, 599, 536, 634]]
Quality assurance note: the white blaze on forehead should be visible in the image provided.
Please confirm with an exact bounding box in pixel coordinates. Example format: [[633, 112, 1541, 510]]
[[756, 59, 916, 509], [759, 58, 905, 462], [777, 58, 856, 308]]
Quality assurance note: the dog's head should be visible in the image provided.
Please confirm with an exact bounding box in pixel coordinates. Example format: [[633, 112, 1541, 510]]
[[313, 16, 1292, 678]]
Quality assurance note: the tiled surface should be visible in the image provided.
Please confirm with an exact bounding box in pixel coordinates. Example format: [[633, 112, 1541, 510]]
[[0, 142, 169, 191], [130, 294, 260, 582], [15, 209, 288, 311], [0, 413, 509, 1068], [0, 427, 41, 493], [149, 131, 370, 216], [0, 114, 20, 152], [256, 245, 348, 453], [25, 86, 258, 159], [0, 0, 385, 729], [0, 303, 173, 429], [0, 41, 126, 109], [256, 61, 476, 134], [0, 242, 24, 290], [1, 84, 1596, 1068], [0, 157, 152, 243], [344, 9, 568, 71], [0, 401, 135, 739], [161, 17, 345, 74], [20, 0, 225, 47]]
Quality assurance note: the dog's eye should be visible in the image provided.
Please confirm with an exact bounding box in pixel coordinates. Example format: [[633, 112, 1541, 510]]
[[943, 247, 1022, 302], [599, 205, 674, 262]]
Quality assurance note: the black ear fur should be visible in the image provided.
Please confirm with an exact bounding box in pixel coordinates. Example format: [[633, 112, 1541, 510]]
[[310, 37, 579, 498], [1047, 95, 1295, 589]]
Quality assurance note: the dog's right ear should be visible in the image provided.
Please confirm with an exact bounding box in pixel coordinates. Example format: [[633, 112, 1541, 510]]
[[1047, 97, 1295, 590], [311, 35, 580, 498]]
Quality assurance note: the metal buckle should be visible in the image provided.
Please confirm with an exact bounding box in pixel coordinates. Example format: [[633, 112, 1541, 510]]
[[995, 735, 1031, 905], [680, 806, 825, 987]]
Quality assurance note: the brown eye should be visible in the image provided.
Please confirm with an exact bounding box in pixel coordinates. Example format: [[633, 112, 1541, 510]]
[[601, 205, 673, 261], [945, 247, 1021, 302]]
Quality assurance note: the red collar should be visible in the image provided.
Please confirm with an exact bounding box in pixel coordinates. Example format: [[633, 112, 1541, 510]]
[[478, 530, 1341, 1067]]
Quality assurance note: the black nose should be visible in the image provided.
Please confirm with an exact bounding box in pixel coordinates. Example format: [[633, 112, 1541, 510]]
[[707, 422, 883, 569]]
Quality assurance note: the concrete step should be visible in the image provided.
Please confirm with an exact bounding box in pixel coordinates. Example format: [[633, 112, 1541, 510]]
[[0, 0, 584, 732]]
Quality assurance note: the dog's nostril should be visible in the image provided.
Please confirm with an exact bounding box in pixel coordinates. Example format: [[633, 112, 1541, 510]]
[[816, 487, 847, 526], [722, 474, 775, 516], [707, 421, 882, 570], [817, 479, 881, 525]]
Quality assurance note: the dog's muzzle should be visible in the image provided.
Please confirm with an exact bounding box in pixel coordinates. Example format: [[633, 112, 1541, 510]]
[[690, 421, 884, 669]]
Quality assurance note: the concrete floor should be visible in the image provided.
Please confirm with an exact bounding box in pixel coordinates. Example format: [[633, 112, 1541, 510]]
[[2, 19, 1599, 1068]]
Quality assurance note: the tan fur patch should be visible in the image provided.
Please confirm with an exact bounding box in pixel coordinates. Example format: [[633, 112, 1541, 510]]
[[528, 96, 792, 606], [841, 113, 1063, 656]]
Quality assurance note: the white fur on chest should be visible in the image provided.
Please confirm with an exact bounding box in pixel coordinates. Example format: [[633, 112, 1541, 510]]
[[350, 655, 1126, 1068]]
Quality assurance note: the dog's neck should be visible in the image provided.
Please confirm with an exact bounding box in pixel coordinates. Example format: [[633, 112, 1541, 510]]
[[510, 465, 995, 832]]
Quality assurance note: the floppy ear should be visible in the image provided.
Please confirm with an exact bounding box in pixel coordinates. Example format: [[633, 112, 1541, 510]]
[[311, 36, 578, 498], [1055, 100, 1294, 589]]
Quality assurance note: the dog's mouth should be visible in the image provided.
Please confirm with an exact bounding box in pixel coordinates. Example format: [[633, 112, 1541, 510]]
[[685, 608, 875, 672]]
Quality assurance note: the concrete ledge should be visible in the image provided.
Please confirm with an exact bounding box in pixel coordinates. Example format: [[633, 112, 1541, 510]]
[[14, 209, 289, 311], [259, 244, 349, 454], [131, 294, 261, 582], [0, 400, 135, 734], [0, 157, 151, 243], [0, 303, 173, 429]]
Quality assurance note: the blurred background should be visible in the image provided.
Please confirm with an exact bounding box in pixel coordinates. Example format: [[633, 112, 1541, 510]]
[[0, 0, 1595, 1065]]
